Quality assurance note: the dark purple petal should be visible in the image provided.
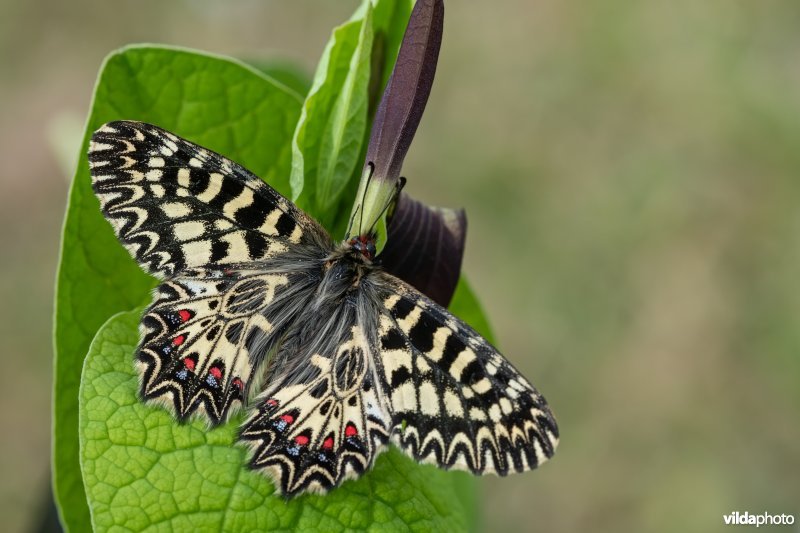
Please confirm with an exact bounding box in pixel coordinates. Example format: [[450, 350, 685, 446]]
[[380, 193, 467, 307], [365, 0, 443, 183]]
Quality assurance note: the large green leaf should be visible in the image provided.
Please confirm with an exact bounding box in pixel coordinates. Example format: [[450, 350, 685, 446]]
[[290, 0, 412, 233], [53, 45, 303, 531], [315, 5, 373, 216], [60, 2, 485, 529], [79, 278, 485, 532], [290, 2, 373, 227], [249, 59, 313, 97]]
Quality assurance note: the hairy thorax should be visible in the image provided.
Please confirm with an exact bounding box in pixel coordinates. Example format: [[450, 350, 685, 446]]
[[319, 236, 379, 298]]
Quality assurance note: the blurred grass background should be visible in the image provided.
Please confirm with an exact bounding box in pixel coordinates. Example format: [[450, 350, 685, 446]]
[[1, 0, 799, 531]]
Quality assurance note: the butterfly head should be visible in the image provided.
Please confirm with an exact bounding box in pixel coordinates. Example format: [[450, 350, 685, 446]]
[[346, 233, 377, 262]]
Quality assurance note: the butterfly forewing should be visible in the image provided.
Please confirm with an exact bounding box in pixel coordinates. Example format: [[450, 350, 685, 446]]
[[89, 121, 327, 278], [375, 275, 559, 475], [89, 120, 558, 497]]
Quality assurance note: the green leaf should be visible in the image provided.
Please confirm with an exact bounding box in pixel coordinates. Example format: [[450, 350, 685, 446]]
[[53, 45, 302, 531], [64, 3, 486, 529], [290, 2, 373, 227], [450, 278, 495, 345], [80, 283, 488, 531], [290, 0, 412, 235], [316, 5, 374, 216], [247, 59, 313, 97]]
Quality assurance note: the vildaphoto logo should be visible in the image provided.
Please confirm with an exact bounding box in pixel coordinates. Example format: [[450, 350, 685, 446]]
[[723, 511, 795, 527]]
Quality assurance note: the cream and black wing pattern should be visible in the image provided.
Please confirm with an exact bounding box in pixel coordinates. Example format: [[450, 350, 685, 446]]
[[237, 266, 558, 496], [89, 120, 331, 424], [89, 120, 558, 497], [238, 271, 395, 495], [375, 276, 558, 476], [89, 121, 326, 278]]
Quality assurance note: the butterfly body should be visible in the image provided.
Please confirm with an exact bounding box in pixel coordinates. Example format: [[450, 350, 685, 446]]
[[89, 120, 558, 497]]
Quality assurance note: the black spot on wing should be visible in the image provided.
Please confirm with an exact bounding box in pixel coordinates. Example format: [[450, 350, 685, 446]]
[[234, 196, 276, 230], [206, 324, 221, 341], [275, 212, 296, 237], [210, 240, 229, 263], [391, 297, 415, 320], [245, 232, 268, 259], [208, 177, 245, 211], [460, 360, 484, 386], [320, 400, 332, 416], [408, 313, 437, 353], [381, 328, 406, 350], [390, 367, 412, 388], [438, 333, 466, 373], [188, 169, 210, 195]]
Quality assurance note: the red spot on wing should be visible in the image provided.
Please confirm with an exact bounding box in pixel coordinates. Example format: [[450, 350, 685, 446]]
[[322, 437, 334, 450], [294, 435, 309, 446], [266, 399, 278, 407], [280, 414, 294, 425], [345, 424, 358, 438], [209, 366, 222, 380], [178, 309, 192, 322], [182, 357, 195, 371], [232, 377, 243, 390], [172, 335, 185, 346]]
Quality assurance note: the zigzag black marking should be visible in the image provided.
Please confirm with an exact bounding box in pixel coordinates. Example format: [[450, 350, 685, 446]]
[[89, 121, 327, 278], [377, 276, 559, 476]]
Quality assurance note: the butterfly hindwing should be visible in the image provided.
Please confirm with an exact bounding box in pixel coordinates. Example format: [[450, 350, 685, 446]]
[[239, 319, 392, 495], [89, 120, 327, 278], [376, 276, 559, 476], [139, 268, 286, 424]]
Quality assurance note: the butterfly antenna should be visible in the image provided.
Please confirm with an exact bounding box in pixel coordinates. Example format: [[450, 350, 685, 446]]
[[358, 162, 375, 236], [345, 207, 359, 240], [367, 176, 406, 236]]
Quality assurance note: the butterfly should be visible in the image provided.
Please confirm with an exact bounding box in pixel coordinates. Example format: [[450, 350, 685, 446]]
[[88, 120, 559, 496]]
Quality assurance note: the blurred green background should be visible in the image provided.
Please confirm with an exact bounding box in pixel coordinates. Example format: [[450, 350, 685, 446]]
[[2, 0, 799, 531]]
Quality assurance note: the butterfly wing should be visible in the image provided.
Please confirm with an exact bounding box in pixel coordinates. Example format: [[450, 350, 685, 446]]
[[375, 275, 559, 475], [238, 267, 557, 496], [89, 120, 328, 278], [239, 293, 393, 496], [89, 121, 333, 424], [137, 264, 323, 425]]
